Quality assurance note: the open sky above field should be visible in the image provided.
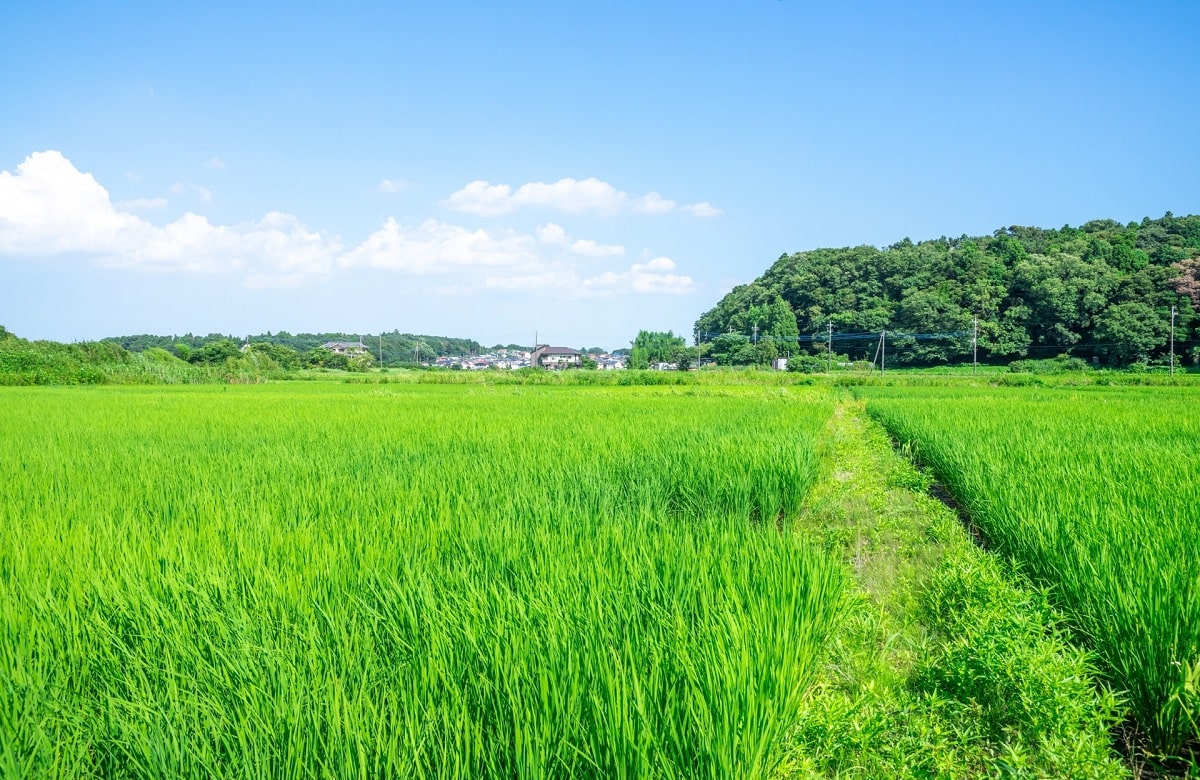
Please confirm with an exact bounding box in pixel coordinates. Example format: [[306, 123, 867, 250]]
[[2, 1, 1198, 349]]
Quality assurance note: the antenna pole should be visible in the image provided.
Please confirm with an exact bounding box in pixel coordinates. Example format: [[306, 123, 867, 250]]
[[1170, 305, 1176, 377], [827, 322, 833, 373]]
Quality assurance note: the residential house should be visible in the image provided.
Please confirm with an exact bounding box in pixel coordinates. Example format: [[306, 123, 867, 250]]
[[323, 340, 369, 356], [531, 345, 581, 369]]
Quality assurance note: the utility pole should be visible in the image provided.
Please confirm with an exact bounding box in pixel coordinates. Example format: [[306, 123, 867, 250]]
[[881, 330, 886, 375], [827, 322, 833, 373], [1170, 305, 1177, 377], [973, 316, 978, 375], [695, 328, 700, 371], [379, 335, 383, 368]]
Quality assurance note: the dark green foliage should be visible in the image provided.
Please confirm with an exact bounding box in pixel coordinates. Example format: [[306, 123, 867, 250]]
[[698, 213, 1200, 367], [707, 333, 756, 366], [785, 354, 824, 373], [185, 338, 242, 364], [246, 342, 300, 370], [1008, 355, 1092, 373], [629, 329, 686, 368]]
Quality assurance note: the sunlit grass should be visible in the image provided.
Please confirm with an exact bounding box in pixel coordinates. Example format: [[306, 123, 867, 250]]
[[0, 383, 843, 778], [862, 385, 1200, 758]]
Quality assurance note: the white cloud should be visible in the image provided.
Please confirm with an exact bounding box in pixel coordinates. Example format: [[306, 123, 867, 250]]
[[0, 151, 697, 297], [570, 238, 625, 257], [336, 224, 691, 296], [0, 151, 340, 283], [442, 180, 516, 216], [580, 257, 694, 296], [629, 259, 693, 294], [535, 222, 568, 245], [509, 178, 626, 215], [537, 223, 623, 256], [443, 177, 627, 216], [682, 201, 722, 218], [445, 177, 720, 218], [632, 192, 676, 214], [1, 151, 152, 255], [338, 218, 538, 275], [114, 197, 168, 212], [376, 179, 411, 194], [205, 157, 226, 170]]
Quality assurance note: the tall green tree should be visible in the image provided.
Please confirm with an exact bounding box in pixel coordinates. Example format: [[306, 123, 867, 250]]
[[630, 330, 686, 365]]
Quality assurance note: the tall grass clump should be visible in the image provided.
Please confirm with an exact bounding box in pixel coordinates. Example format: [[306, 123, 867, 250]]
[[0, 383, 843, 779], [0, 332, 230, 385], [861, 385, 1200, 759]]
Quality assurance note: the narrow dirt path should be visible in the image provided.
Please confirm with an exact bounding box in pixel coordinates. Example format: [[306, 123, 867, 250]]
[[781, 397, 1128, 779]]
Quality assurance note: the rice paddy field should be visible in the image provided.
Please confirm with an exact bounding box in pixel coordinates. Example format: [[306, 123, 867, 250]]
[[3, 378, 1198, 777], [861, 385, 1200, 758], [0, 383, 844, 779]]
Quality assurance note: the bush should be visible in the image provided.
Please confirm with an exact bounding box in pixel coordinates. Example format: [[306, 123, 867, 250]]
[[786, 354, 824, 374], [1008, 355, 1091, 374]]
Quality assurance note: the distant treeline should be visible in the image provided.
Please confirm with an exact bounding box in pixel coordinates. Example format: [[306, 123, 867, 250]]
[[0, 326, 520, 385], [103, 330, 486, 364], [697, 213, 1200, 367]]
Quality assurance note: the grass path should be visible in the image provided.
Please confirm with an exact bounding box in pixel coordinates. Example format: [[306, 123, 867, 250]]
[[784, 398, 1129, 778]]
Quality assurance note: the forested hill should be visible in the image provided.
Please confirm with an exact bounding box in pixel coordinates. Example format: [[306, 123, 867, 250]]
[[696, 213, 1200, 367]]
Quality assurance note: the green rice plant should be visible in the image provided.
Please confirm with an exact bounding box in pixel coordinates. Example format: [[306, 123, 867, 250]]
[[0, 384, 843, 779], [861, 385, 1200, 759]]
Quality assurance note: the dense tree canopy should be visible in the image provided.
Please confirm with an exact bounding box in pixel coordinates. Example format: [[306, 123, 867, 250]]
[[696, 213, 1200, 367], [628, 330, 687, 369]]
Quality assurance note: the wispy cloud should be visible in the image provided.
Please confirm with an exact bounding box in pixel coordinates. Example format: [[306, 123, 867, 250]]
[[376, 178, 412, 194], [444, 177, 720, 218], [170, 181, 213, 204], [535, 223, 623, 256], [570, 238, 625, 257], [204, 157, 226, 170], [631, 192, 676, 214], [682, 202, 721, 218], [114, 197, 168, 212]]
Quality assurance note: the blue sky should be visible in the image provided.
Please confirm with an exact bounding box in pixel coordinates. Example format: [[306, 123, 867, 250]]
[[2, 1, 1197, 349]]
